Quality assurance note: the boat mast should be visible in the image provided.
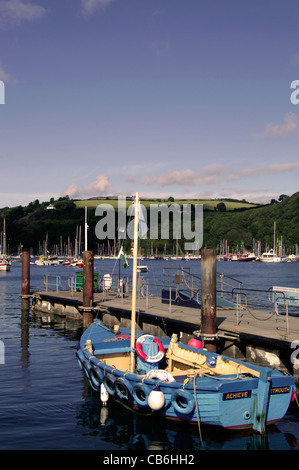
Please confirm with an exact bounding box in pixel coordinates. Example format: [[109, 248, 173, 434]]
[[130, 192, 139, 373], [84, 206, 88, 251], [3, 218, 6, 256]]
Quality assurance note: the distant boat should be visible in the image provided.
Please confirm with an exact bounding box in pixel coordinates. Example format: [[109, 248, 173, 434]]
[[35, 255, 59, 266], [287, 254, 299, 262], [0, 258, 10, 271], [259, 222, 283, 263], [137, 265, 148, 273], [260, 249, 282, 263], [73, 258, 83, 268], [62, 258, 83, 267], [76, 192, 296, 435], [0, 218, 11, 271], [224, 251, 256, 262]]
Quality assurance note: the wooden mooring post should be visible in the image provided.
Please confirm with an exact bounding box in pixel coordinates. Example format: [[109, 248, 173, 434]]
[[21, 251, 30, 311], [201, 249, 217, 353], [82, 250, 94, 327]]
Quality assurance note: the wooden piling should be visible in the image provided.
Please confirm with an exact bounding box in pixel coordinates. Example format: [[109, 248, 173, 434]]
[[83, 250, 94, 327], [201, 249, 217, 353], [21, 251, 30, 311]]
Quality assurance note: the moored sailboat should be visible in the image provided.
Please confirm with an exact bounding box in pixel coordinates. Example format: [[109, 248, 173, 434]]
[[0, 218, 11, 271], [76, 193, 296, 434], [0, 258, 10, 271]]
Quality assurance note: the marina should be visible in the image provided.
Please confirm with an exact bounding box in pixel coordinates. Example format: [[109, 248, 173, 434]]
[[1, 256, 299, 450], [1, 0, 299, 456]]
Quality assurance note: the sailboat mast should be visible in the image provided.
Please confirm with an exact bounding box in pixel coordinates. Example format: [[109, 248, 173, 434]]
[[3, 218, 6, 256], [84, 206, 88, 251], [130, 192, 139, 373]]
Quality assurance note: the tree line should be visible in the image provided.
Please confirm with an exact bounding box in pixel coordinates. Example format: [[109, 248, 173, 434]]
[[0, 192, 298, 255]]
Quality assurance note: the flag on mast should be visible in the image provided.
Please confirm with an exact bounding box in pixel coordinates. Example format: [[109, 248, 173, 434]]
[[118, 246, 129, 269]]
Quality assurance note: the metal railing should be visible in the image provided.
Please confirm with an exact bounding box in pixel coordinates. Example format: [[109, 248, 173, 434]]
[[42, 271, 298, 335], [43, 274, 76, 294], [227, 286, 299, 334], [43, 275, 62, 292]]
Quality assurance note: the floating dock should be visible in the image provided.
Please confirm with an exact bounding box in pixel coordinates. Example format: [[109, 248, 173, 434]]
[[31, 287, 299, 379]]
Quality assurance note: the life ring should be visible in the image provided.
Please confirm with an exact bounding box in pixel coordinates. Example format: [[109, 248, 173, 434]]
[[133, 382, 151, 408], [116, 334, 131, 340], [114, 377, 133, 401], [90, 365, 103, 391], [103, 373, 116, 396], [136, 335, 165, 363], [171, 389, 195, 415], [146, 369, 175, 383]]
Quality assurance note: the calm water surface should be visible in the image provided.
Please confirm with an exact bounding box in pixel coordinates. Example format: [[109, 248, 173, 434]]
[[0, 259, 299, 452]]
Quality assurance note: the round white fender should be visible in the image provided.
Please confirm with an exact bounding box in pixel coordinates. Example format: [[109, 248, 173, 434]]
[[146, 369, 175, 382]]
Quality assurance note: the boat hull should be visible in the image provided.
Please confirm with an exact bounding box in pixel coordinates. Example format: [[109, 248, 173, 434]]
[[0, 265, 10, 271], [0, 262, 10, 271]]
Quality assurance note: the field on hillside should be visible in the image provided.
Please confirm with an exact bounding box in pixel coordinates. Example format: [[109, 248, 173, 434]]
[[74, 197, 258, 211]]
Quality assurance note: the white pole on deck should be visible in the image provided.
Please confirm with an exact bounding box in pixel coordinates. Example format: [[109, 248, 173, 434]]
[[84, 206, 88, 252], [130, 192, 139, 373]]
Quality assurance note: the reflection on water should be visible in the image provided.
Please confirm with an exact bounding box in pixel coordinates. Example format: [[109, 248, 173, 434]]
[[76, 384, 299, 450]]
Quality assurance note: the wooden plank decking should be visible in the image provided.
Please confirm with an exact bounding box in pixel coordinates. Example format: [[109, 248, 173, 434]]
[[33, 289, 299, 348]]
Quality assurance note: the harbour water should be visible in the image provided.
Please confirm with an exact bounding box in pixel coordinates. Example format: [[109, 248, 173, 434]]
[[0, 259, 299, 452]]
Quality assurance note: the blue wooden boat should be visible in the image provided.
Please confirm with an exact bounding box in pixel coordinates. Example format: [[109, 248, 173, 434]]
[[77, 321, 295, 434], [76, 193, 296, 434]]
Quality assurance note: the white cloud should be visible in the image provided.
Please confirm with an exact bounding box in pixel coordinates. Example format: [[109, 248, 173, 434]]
[[61, 174, 115, 199], [0, 0, 47, 27], [253, 112, 299, 138], [82, 174, 115, 196], [80, 0, 114, 17], [61, 183, 81, 199]]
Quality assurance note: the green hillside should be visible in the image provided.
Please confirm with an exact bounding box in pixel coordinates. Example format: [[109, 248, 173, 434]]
[[0, 193, 298, 255], [202, 192, 299, 251]]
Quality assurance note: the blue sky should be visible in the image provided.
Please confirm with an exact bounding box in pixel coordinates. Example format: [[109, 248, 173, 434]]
[[0, 0, 299, 207]]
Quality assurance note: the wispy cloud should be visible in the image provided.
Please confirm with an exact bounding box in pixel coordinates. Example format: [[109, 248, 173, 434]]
[[142, 165, 226, 186], [0, 0, 47, 27], [227, 163, 299, 181], [80, 0, 114, 17], [0, 63, 15, 83], [291, 53, 299, 65], [60, 163, 299, 204], [252, 112, 299, 138], [141, 162, 299, 187]]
